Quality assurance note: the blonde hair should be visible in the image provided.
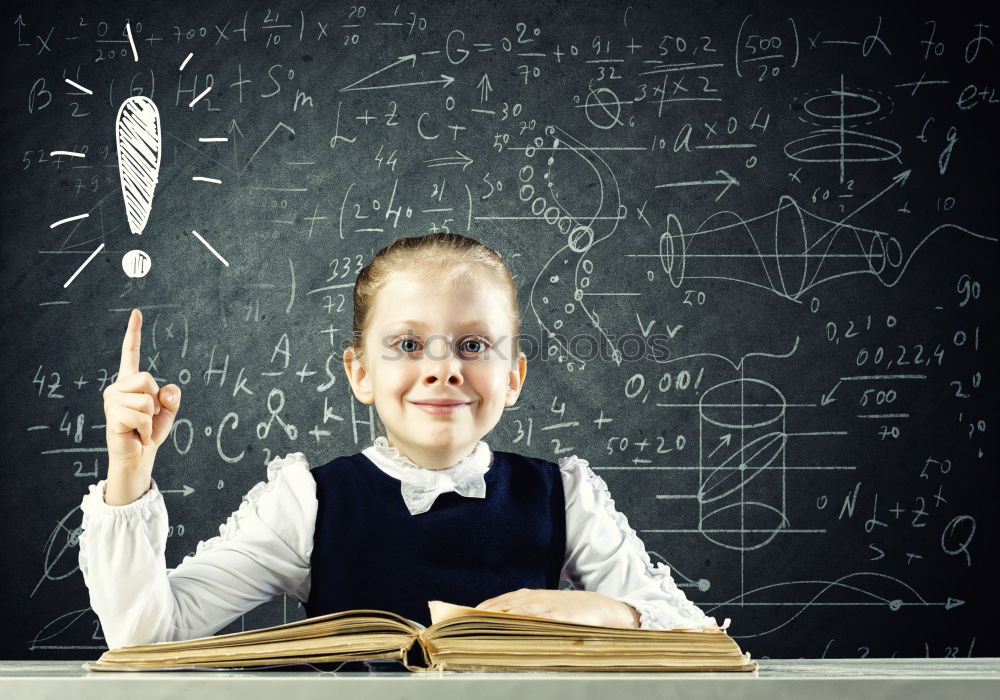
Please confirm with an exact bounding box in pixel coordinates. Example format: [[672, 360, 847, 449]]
[[351, 233, 521, 363]]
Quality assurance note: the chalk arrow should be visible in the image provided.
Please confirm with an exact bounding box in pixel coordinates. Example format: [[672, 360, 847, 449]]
[[15, 15, 28, 45], [225, 119, 246, 139], [821, 380, 842, 406], [655, 169, 740, 201], [477, 73, 492, 102], [423, 151, 474, 171], [340, 54, 455, 92], [707, 433, 732, 460], [807, 169, 912, 255], [161, 485, 195, 497]]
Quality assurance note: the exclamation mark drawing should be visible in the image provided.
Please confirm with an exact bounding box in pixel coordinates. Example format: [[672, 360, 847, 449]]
[[116, 95, 161, 278]]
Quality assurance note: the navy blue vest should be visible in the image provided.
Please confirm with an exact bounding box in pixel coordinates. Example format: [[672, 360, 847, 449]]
[[305, 451, 566, 627]]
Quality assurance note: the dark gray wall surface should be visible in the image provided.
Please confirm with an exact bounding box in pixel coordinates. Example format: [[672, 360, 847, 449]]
[[2, 0, 996, 659]]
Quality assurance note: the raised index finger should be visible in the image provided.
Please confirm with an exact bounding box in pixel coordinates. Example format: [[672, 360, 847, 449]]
[[118, 308, 142, 379]]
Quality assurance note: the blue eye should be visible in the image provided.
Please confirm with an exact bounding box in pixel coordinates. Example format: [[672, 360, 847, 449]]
[[461, 338, 488, 355], [392, 337, 490, 356]]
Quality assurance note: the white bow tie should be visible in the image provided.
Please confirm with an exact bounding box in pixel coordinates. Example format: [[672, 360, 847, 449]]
[[400, 470, 488, 515], [367, 437, 490, 515]]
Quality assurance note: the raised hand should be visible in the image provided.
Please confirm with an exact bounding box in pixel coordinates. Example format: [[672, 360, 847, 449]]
[[102, 309, 182, 505]]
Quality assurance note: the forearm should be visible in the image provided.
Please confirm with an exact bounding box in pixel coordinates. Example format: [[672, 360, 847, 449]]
[[104, 464, 153, 506], [79, 480, 177, 648], [588, 591, 640, 628], [610, 599, 641, 628]]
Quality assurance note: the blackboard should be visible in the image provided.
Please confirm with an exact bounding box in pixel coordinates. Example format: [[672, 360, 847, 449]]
[[2, 0, 997, 660]]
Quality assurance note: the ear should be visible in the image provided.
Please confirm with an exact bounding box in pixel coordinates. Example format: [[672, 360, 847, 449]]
[[504, 351, 528, 407], [343, 346, 375, 405]]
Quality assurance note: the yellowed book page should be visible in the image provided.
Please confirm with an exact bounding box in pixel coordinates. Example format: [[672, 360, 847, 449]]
[[429, 650, 757, 672], [429, 639, 738, 654], [428, 600, 478, 624], [425, 610, 731, 646], [87, 648, 407, 672], [102, 633, 409, 665], [99, 609, 416, 657], [428, 601, 656, 631], [431, 659, 758, 672]]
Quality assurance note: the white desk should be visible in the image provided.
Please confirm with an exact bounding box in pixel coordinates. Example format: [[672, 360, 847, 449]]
[[1, 659, 997, 700]]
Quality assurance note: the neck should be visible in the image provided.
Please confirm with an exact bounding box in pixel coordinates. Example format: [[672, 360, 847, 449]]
[[383, 438, 479, 470]]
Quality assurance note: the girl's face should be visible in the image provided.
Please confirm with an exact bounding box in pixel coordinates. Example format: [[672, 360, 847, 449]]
[[344, 270, 527, 469]]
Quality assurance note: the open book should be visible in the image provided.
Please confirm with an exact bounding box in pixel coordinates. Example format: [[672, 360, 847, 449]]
[[86, 601, 757, 672]]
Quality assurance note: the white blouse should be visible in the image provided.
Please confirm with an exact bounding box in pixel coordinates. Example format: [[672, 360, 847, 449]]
[[78, 438, 717, 649]]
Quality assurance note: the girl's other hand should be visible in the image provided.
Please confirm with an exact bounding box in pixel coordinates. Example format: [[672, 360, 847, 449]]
[[475, 588, 640, 629], [102, 309, 182, 505]]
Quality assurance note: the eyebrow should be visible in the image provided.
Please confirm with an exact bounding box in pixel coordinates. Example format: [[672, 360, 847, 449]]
[[383, 320, 495, 333]]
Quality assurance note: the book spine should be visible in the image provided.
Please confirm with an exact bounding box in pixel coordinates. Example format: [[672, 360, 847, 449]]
[[402, 636, 432, 671]]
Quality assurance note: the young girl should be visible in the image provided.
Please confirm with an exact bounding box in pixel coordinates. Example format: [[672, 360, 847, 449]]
[[79, 233, 718, 651]]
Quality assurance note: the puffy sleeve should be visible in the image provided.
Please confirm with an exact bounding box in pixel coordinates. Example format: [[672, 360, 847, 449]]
[[558, 455, 719, 631], [78, 453, 316, 649]]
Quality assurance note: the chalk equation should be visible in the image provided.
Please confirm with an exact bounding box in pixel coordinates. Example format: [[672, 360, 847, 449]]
[[6, 0, 997, 658]]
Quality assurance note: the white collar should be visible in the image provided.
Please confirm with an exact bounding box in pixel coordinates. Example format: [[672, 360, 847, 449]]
[[361, 436, 492, 515]]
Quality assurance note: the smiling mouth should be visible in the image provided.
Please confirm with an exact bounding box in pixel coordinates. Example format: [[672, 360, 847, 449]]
[[411, 401, 470, 414]]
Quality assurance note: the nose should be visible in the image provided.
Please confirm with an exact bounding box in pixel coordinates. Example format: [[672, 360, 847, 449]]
[[421, 337, 464, 386]]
